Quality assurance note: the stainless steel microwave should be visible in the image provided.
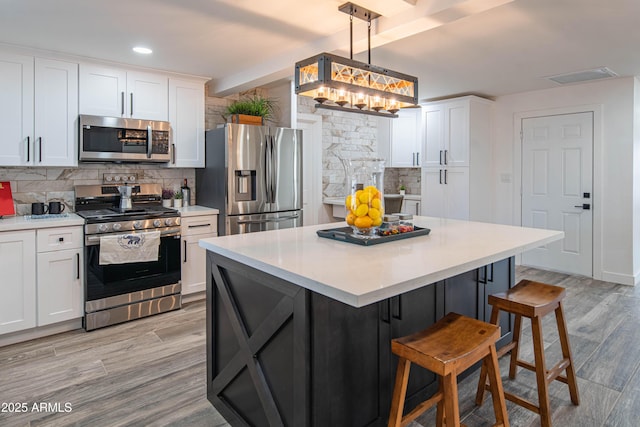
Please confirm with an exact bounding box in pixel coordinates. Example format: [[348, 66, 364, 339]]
[[79, 115, 171, 163]]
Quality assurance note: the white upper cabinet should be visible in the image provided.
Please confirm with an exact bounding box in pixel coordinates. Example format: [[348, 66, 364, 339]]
[[0, 52, 77, 167], [80, 64, 168, 121], [376, 108, 422, 167], [168, 78, 205, 168], [423, 100, 469, 168], [390, 108, 422, 167]]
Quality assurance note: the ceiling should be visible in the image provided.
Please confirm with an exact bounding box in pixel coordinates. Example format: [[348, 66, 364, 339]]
[[1, 0, 640, 101]]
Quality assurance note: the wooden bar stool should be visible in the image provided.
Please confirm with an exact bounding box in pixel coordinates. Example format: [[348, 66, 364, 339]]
[[388, 312, 509, 427], [475, 280, 580, 427]]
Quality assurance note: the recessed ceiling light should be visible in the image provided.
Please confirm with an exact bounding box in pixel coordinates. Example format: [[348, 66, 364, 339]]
[[133, 46, 152, 54]]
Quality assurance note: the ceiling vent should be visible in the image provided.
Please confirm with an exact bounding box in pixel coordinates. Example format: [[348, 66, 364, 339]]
[[546, 67, 618, 85]]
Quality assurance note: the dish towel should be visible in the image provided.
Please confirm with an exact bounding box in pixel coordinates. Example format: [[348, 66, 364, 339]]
[[99, 231, 161, 265]]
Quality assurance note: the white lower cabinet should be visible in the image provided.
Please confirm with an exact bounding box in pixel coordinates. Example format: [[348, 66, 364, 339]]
[[0, 226, 83, 336], [0, 230, 37, 334], [181, 215, 218, 295], [401, 198, 422, 216]]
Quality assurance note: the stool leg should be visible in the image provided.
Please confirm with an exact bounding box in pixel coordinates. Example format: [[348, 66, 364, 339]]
[[509, 314, 523, 379], [555, 302, 580, 405], [531, 316, 552, 427], [442, 372, 461, 427], [475, 306, 501, 406], [436, 380, 445, 427], [388, 357, 411, 427], [485, 345, 510, 427]]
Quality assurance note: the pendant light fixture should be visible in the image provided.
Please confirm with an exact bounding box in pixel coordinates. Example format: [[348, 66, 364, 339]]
[[294, 2, 418, 118]]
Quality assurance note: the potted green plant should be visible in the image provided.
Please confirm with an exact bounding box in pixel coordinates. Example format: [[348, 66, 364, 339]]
[[162, 189, 175, 207], [225, 94, 277, 125], [173, 190, 183, 208], [399, 184, 406, 196]]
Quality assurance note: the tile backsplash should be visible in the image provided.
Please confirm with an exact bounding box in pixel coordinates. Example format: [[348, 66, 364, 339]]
[[0, 164, 195, 215]]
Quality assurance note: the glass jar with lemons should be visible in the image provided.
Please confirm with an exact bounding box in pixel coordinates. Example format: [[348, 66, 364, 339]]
[[345, 158, 386, 237]]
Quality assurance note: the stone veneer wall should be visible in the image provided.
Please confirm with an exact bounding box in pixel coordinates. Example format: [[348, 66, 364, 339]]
[[0, 87, 235, 216], [296, 96, 422, 198], [297, 96, 379, 198]]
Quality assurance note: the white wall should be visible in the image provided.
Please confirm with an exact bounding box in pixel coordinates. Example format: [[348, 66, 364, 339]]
[[493, 77, 637, 285]]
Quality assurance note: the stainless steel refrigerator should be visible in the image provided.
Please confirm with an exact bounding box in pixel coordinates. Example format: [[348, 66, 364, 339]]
[[196, 123, 303, 235]]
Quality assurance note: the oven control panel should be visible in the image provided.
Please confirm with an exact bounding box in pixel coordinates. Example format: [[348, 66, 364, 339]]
[[85, 216, 181, 234]]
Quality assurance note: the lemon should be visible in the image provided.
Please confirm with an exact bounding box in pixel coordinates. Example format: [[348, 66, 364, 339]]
[[364, 185, 378, 196], [354, 216, 373, 229], [355, 203, 369, 217], [345, 194, 353, 209], [371, 198, 382, 210], [358, 191, 371, 204], [372, 216, 383, 227], [346, 212, 356, 225], [368, 207, 381, 220]]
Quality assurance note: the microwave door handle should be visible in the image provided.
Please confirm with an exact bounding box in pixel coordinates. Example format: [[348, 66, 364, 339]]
[[146, 125, 152, 158]]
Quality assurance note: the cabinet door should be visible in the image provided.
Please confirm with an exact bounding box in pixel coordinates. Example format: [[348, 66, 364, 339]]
[[181, 234, 212, 294], [0, 52, 33, 166], [79, 64, 127, 117], [444, 101, 469, 167], [169, 78, 205, 167], [444, 167, 470, 220], [387, 284, 439, 413], [390, 109, 420, 167], [37, 248, 83, 326], [422, 105, 444, 168], [421, 168, 446, 217], [0, 231, 36, 334], [34, 58, 78, 166], [443, 268, 480, 320], [401, 199, 421, 216], [127, 71, 168, 121]]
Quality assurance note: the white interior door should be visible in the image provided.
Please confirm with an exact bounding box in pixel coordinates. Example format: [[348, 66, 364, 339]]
[[521, 112, 593, 276]]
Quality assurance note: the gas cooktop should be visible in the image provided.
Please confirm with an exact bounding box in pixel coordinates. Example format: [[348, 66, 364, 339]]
[[76, 206, 178, 221]]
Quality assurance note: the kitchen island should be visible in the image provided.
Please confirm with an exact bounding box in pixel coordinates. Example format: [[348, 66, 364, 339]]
[[199, 217, 563, 427]]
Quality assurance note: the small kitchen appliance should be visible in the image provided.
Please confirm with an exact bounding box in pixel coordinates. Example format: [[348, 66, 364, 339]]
[[117, 184, 133, 210]]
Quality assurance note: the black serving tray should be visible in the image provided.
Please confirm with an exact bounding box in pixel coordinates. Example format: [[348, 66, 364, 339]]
[[316, 226, 431, 246]]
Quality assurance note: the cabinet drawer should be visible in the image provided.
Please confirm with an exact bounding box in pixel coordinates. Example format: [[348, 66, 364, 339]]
[[37, 227, 83, 252], [181, 215, 218, 236]]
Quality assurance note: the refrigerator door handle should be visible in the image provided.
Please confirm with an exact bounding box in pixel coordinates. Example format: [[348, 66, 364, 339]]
[[264, 135, 271, 205], [270, 135, 277, 204], [237, 214, 300, 225]]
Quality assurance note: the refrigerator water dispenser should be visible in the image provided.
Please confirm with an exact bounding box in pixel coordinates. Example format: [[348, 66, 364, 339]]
[[235, 170, 256, 201]]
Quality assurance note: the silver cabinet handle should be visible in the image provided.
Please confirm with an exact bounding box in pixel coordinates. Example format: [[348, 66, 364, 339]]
[[183, 240, 187, 263], [439, 150, 443, 165], [130, 93, 134, 117], [121, 92, 125, 116], [172, 143, 176, 164], [444, 150, 448, 165], [26, 136, 30, 162], [416, 152, 419, 166], [38, 137, 42, 162], [444, 169, 448, 184], [439, 169, 443, 184]]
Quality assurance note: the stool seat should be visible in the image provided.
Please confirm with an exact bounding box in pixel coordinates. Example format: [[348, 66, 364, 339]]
[[488, 279, 566, 318], [389, 312, 509, 427], [476, 280, 580, 427]]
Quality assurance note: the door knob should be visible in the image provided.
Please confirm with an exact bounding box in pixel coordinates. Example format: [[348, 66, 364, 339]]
[[574, 204, 591, 210]]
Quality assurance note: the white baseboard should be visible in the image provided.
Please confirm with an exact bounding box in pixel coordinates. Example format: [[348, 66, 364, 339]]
[[0, 319, 82, 348]]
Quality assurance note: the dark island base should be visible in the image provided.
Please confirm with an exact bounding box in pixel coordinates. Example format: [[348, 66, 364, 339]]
[[206, 252, 515, 427]]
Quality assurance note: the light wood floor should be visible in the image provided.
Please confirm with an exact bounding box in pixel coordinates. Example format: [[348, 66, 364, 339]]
[[1, 267, 639, 427]]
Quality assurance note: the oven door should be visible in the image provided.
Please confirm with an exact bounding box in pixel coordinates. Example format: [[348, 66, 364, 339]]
[[84, 228, 181, 304]]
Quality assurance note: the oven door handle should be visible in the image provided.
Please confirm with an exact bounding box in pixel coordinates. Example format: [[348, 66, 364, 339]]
[[146, 124, 153, 159], [85, 228, 181, 246]]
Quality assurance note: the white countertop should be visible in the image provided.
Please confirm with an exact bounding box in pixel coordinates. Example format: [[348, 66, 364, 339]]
[[0, 214, 85, 232], [199, 217, 563, 307], [176, 205, 219, 217]]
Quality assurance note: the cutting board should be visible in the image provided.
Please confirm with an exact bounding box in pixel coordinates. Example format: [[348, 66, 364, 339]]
[[0, 181, 16, 216]]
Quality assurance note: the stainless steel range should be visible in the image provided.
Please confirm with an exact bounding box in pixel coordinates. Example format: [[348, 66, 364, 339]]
[[75, 183, 182, 331]]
